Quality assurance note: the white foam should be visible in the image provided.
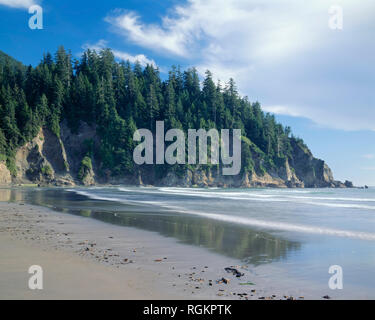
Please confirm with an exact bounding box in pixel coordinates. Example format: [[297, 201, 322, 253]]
[[117, 187, 132, 192], [160, 204, 375, 241], [68, 189, 169, 208], [153, 188, 375, 210], [304, 201, 375, 210], [67, 189, 375, 241], [285, 195, 375, 202], [69, 190, 123, 202]]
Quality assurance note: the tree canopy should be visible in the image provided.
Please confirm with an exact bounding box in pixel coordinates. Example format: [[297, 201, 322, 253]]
[[0, 46, 305, 178]]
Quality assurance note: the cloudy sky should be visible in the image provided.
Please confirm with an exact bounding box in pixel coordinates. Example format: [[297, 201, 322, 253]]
[[0, 0, 374, 185]]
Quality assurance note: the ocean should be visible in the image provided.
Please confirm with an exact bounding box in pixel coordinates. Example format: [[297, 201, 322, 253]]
[[1, 186, 375, 298]]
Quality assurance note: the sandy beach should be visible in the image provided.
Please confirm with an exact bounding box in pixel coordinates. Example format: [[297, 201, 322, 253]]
[[0, 200, 283, 300], [1, 187, 369, 300], [0, 202, 186, 299], [0, 233, 168, 300]]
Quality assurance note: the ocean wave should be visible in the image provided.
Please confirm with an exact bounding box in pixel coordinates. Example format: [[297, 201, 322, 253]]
[[68, 190, 124, 202], [156, 188, 375, 209], [68, 189, 172, 208], [285, 195, 375, 202], [159, 204, 375, 241], [117, 187, 133, 192], [66, 189, 375, 241], [86, 187, 375, 210], [304, 201, 375, 210]]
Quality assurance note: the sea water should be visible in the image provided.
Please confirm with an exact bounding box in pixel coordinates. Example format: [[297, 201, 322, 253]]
[[1, 186, 375, 298]]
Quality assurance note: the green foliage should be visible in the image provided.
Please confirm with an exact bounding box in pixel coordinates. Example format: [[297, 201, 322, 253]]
[[0, 46, 303, 179], [78, 156, 92, 181], [41, 165, 53, 177], [6, 157, 17, 177], [259, 165, 267, 176], [241, 137, 254, 174], [0, 128, 6, 155]]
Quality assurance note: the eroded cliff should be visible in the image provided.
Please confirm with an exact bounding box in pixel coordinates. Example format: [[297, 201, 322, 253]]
[[0, 122, 352, 189]]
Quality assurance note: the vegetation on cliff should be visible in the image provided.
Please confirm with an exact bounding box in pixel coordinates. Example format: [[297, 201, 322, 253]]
[[0, 47, 345, 187]]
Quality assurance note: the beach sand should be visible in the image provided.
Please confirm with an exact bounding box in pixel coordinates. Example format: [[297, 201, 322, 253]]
[[0, 233, 171, 299], [0, 202, 189, 299], [0, 201, 252, 300], [0, 200, 320, 300]]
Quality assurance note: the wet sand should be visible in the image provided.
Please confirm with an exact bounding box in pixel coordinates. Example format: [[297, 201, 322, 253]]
[[0, 233, 172, 299], [0, 201, 315, 300]]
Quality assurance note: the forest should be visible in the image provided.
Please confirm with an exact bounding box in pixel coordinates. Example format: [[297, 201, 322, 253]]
[[0, 46, 306, 180]]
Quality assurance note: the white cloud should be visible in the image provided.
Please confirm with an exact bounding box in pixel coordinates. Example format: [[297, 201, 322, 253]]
[[82, 40, 157, 68], [106, 1, 324, 61], [106, 0, 375, 131], [105, 11, 195, 57], [262, 105, 305, 118], [0, 0, 38, 9], [112, 50, 157, 68], [82, 39, 107, 52], [363, 154, 375, 160]]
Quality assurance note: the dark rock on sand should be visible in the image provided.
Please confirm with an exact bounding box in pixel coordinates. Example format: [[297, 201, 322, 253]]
[[224, 267, 244, 277]]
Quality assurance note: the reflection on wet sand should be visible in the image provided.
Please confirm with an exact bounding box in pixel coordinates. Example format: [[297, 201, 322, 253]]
[[0, 188, 11, 202], [0, 188, 301, 265]]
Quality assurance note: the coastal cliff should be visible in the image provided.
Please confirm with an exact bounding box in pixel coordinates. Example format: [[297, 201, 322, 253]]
[[0, 47, 353, 188], [0, 122, 352, 188]]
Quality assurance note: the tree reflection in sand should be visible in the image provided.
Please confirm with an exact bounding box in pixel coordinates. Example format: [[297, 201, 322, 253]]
[[0, 187, 301, 265]]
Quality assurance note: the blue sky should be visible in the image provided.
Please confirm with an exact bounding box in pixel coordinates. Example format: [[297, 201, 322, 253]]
[[0, 0, 374, 185]]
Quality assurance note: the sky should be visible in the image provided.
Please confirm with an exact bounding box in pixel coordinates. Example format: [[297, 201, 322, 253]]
[[0, 0, 374, 185]]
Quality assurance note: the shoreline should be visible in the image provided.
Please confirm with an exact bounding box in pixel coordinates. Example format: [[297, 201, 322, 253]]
[[1, 182, 359, 189], [0, 199, 335, 300], [0, 201, 259, 300]]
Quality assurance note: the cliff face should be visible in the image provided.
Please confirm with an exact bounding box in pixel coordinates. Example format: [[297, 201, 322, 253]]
[[5, 121, 101, 187], [0, 162, 11, 185], [288, 139, 348, 188], [0, 122, 351, 188], [12, 127, 74, 186]]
